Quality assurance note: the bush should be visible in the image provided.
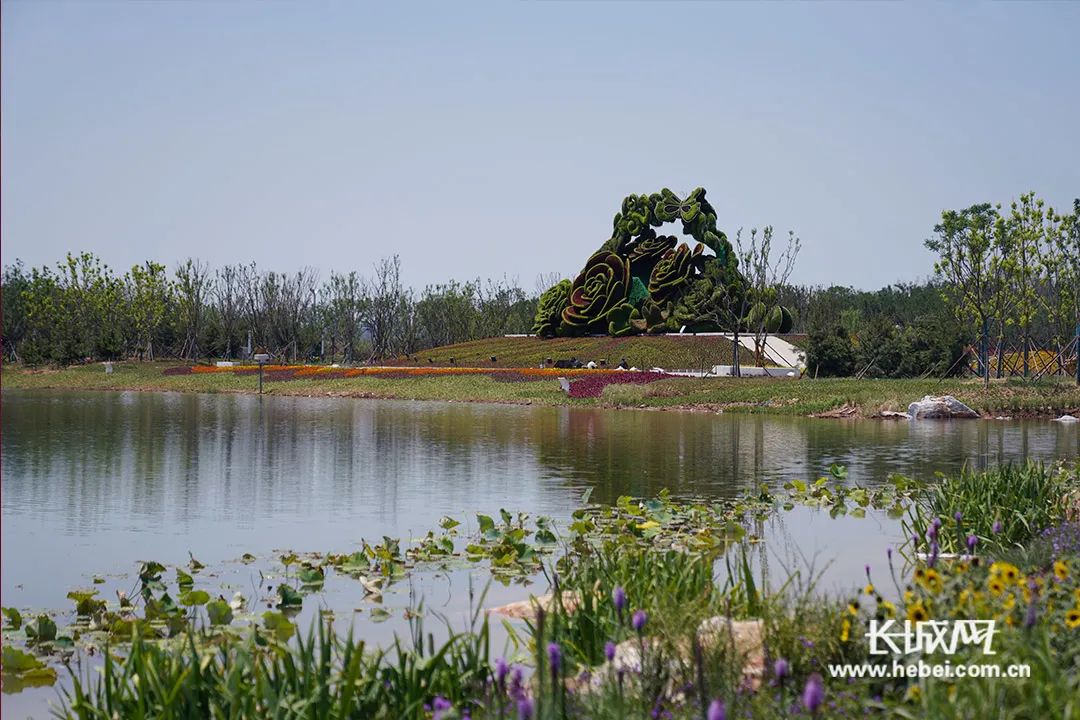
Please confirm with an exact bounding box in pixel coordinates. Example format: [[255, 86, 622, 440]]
[[805, 325, 856, 377]]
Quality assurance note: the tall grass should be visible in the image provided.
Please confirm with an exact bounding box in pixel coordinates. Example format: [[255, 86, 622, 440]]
[[904, 462, 1079, 555]]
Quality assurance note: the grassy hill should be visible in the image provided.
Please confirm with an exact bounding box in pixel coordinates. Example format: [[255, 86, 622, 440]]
[[387, 335, 761, 370]]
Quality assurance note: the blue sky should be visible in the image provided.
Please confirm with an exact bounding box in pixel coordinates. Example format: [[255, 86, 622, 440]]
[[2, 1, 1077, 290]]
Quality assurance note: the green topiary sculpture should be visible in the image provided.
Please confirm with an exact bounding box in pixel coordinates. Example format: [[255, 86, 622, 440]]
[[533, 186, 790, 339]]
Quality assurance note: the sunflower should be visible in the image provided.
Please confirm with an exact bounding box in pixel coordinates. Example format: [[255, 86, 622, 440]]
[[878, 600, 897, 618], [916, 568, 943, 594], [990, 562, 1021, 585], [988, 577, 1006, 596], [1054, 560, 1069, 582], [864, 583, 875, 596], [907, 602, 930, 623], [1066, 608, 1080, 630], [904, 589, 916, 605], [841, 618, 851, 642], [914, 567, 926, 582], [848, 601, 860, 616]]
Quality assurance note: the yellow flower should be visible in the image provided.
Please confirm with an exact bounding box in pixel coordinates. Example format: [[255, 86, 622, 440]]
[[904, 590, 916, 605], [864, 583, 875, 596], [1002, 593, 1016, 611], [925, 569, 943, 594], [904, 685, 922, 702], [990, 562, 1021, 585], [1066, 608, 1080, 630], [879, 600, 897, 618], [914, 567, 926, 582], [916, 568, 942, 594], [841, 618, 851, 642], [988, 577, 1006, 596], [1054, 561, 1069, 582], [907, 602, 930, 623], [848, 601, 860, 616], [636, 520, 660, 531]]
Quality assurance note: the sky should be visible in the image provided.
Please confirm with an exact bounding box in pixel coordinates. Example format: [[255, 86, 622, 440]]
[[2, 1, 1078, 291]]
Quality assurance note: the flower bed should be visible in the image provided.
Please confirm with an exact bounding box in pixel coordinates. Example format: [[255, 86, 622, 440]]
[[167, 364, 632, 382], [567, 371, 670, 398]]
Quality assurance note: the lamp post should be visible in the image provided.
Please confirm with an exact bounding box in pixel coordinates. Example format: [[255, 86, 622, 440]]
[[254, 353, 270, 394]]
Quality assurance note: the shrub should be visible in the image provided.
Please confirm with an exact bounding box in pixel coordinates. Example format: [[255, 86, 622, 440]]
[[805, 325, 856, 377]]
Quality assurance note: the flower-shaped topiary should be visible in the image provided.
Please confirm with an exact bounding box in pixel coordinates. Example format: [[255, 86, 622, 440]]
[[627, 231, 677, 283], [561, 251, 631, 333], [648, 243, 705, 301], [532, 279, 572, 337]]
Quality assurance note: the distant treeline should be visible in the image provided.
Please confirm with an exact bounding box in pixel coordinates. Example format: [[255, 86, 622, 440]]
[[3, 192, 1077, 377], [0, 254, 538, 365], [0, 251, 956, 373]]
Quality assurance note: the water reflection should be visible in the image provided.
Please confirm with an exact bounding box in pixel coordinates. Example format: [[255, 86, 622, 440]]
[[2, 390, 1077, 607]]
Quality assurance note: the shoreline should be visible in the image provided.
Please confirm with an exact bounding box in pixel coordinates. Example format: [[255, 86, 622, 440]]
[[4, 362, 1080, 419]]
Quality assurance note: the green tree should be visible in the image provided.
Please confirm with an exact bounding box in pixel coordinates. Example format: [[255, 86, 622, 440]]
[[126, 262, 172, 360], [925, 204, 1000, 386]]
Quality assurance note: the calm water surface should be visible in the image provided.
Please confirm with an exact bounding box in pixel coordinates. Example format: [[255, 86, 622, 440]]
[[3, 389, 1078, 607], [1, 390, 1077, 716]]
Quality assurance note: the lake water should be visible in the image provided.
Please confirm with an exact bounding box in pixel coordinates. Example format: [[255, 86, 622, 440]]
[[1, 389, 1078, 716]]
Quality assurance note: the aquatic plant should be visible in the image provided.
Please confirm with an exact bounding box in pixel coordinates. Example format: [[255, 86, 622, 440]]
[[904, 461, 1079, 555]]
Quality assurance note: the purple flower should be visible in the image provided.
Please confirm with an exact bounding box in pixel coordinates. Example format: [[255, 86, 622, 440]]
[[1024, 599, 1038, 629], [886, 547, 893, 561], [548, 642, 562, 674], [495, 657, 509, 684], [954, 511, 963, 522], [932, 517, 943, 529], [910, 533, 920, 546], [433, 696, 452, 720], [613, 586, 627, 616], [967, 535, 979, 552], [774, 658, 790, 681], [864, 564, 871, 578], [927, 524, 938, 542], [707, 698, 726, 720], [517, 697, 534, 720], [928, 541, 940, 569], [802, 673, 825, 713], [993, 520, 1003, 534], [605, 641, 616, 662], [632, 609, 648, 632], [509, 666, 525, 702]]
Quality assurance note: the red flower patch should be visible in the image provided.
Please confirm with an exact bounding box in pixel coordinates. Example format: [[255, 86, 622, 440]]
[[566, 372, 669, 398]]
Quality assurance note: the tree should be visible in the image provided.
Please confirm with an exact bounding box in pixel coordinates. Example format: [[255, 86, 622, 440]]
[[925, 204, 1000, 386], [212, 265, 244, 359], [175, 259, 210, 360], [736, 226, 800, 368], [1001, 193, 1046, 376], [1, 261, 30, 361], [363, 255, 413, 361], [126, 261, 171, 360], [323, 271, 366, 362]]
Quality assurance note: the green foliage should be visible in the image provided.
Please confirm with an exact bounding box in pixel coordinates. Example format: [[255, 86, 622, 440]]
[[805, 325, 856, 377], [532, 279, 572, 337], [561, 251, 631, 333], [541, 187, 775, 339], [647, 243, 705, 301], [904, 461, 1079, 555]]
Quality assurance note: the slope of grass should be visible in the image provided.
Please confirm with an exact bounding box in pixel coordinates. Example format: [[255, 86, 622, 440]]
[[387, 335, 758, 370]]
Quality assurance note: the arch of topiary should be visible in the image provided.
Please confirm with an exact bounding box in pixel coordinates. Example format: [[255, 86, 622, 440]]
[[533, 187, 792, 338]]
